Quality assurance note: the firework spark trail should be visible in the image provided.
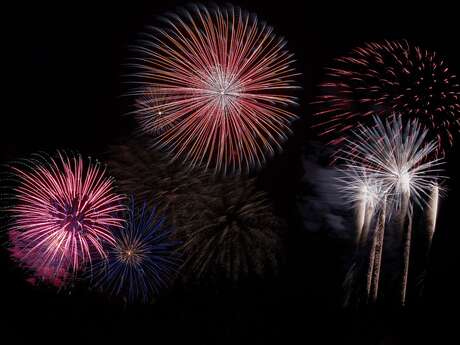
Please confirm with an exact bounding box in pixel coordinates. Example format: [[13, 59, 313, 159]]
[[176, 178, 283, 282], [360, 200, 374, 301], [336, 167, 383, 247], [366, 225, 377, 300], [426, 184, 439, 252], [398, 189, 411, 306], [360, 201, 374, 249], [398, 190, 411, 239], [355, 199, 366, 247], [314, 40, 460, 155], [8, 152, 125, 281], [371, 196, 387, 302], [337, 165, 383, 302], [131, 4, 299, 175], [107, 138, 210, 227], [401, 205, 413, 306]]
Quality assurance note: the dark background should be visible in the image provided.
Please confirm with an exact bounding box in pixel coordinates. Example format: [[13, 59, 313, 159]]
[[1, 1, 460, 344]]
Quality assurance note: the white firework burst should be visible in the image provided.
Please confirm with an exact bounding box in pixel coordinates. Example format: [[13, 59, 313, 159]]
[[337, 166, 385, 247], [341, 114, 444, 214], [337, 114, 444, 305], [338, 166, 384, 211]]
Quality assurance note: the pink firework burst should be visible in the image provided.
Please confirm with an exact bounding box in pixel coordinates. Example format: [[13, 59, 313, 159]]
[[314, 40, 460, 155], [131, 4, 299, 174], [7, 152, 125, 284], [8, 229, 70, 287]]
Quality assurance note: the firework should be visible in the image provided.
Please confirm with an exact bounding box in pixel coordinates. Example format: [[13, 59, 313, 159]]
[[92, 199, 180, 303], [337, 166, 383, 247], [337, 165, 385, 301], [343, 115, 443, 213], [426, 183, 439, 251], [106, 137, 208, 224], [176, 178, 283, 282], [370, 196, 387, 302], [400, 208, 413, 306], [135, 88, 174, 135], [315, 40, 460, 155], [8, 229, 70, 287], [130, 4, 299, 175], [341, 115, 444, 305], [7, 152, 125, 284]]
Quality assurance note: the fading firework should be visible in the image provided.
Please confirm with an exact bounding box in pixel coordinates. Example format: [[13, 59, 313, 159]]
[[315, 40, 460, 154], [107, 137, 209, 223], [9, 229, 70, 287], [92, 199, 180, 303], [131, 4, 299, 175], [176, 178, 283, 282], [7, 152, 125, 284]]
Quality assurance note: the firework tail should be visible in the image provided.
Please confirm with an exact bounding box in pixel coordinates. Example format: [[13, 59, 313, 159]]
[[359, 201, 374, 249], [366, 196, 387, 302], [353, 197, 374, 301], [362, 200, 375, 302], [366, 223, 377, 301], [355, 199, 366, 248], [400, 194, 413, 306], [426, 184, 439, 253], [398, 190, 410, 241], [371, 196, 387, 302]]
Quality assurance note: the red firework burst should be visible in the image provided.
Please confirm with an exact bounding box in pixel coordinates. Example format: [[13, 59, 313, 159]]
[[314, 39, 460, 155], [131, 4, 299, 174], [7, 152, 125, 284]]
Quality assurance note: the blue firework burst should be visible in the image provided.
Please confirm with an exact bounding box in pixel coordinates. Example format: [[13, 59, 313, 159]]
[[93, 198, 180, 303]]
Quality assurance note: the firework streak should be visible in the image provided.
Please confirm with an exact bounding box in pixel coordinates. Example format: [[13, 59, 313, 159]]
[[426, 184, 439, 252], [370, 196, 386, 302], [176, 178, 283, 281]]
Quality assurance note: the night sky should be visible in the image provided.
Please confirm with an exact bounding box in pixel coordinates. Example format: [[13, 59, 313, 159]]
[[2, 1, 460, 344]]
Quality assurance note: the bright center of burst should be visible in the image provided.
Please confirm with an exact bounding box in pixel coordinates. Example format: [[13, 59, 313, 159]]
[[206, 67, 243, 112], [398, 170, 411, 193]]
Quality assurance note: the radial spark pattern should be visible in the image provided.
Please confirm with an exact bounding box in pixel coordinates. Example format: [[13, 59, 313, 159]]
[[177, 178, 283, 281], [131, 4, 298, 174], [7, 152, 125, 283], [337, 166, 384, 212], [93, 199, 179, 303], [315, 40, 460, 154], [341, 115, 444, 212]]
